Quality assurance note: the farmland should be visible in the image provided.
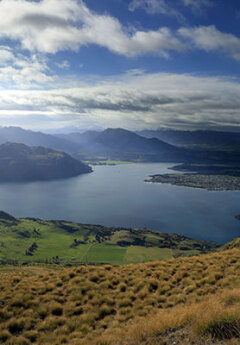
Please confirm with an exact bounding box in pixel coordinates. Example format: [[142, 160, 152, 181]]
[[0, 211, 218, 265]]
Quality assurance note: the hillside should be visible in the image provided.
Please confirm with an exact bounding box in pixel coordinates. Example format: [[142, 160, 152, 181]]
[[0, 143, 92, 182], [220, 238, 240, 251], [0, 211, 218, 264], [0, 248, 239, 344]]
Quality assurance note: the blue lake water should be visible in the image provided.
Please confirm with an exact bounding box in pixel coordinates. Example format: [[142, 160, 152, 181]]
[[0, 162, 239, 244]]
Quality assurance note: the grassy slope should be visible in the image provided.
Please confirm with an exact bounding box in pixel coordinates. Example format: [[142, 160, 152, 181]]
[[0, 214, 217, 264], [0, 248, 239, 344]]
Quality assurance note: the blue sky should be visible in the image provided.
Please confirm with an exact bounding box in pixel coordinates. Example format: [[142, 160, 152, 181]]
[[0, 0, 240, 131]]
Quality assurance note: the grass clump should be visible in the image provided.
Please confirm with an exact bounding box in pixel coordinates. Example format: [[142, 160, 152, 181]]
[[193, 305, 240, 339], [50, 302, 63, 316], [0, 330, 11, 342], [7, 318, 25, 335]]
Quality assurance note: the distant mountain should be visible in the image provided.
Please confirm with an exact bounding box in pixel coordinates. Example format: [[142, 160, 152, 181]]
[[1, 126, 239, 165], [137, 129, 240, 148], [59, 128, 185, 162], [42, 125, 104, 135], [0, 126, 188, 162], [0, 142, 92, 182], [0, 126, 80, 153]]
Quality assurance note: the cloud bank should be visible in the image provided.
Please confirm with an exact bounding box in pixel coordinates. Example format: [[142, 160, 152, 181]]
[[0, 72, 240, 131]]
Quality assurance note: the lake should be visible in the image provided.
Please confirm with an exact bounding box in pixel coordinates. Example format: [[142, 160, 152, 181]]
[[0, 162, 239, 244]]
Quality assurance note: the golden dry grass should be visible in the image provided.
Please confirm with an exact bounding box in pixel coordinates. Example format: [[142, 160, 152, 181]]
[[0, 249, 239, 344]]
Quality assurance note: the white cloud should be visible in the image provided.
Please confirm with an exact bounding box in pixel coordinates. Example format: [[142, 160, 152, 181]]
[[0, 72, 240, 131], [0, 0, 184, 57], [0, 0, 237, 67], [129, 0, 184, 21], [179, 25, 240, 61], [0, 51, 53, 89], [0, 46, 15, 65], [182, 0, 213, 13], [56, 60, 70, 69], [129, 0, 212, 18]]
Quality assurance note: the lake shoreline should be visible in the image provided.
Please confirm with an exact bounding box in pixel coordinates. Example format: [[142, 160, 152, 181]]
[[145, 173, 240, 191]]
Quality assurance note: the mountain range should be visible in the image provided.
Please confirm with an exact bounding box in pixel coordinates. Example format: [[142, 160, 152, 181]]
[[57, 128, 185, 162], [0, 126, 185, 162], [0, 126, 240, 164]]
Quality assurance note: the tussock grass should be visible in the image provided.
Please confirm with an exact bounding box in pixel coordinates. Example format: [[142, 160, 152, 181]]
[[0, 249, 239, 344], [193, 304, 240, 339]]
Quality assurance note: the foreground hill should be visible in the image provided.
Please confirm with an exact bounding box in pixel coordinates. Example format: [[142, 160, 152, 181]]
[[0, 247, 239, 344], [0, 143, 92, 182], [0, 211, 218, 264]]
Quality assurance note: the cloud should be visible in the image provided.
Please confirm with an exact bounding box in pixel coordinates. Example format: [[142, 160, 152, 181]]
[[181, 0, 213, 13], [0, 46, 15, 65], [0, 0, 184, 57], [56, 60, 70, 69], [1, 72, 240, 131], [128, 0, 184, 21], [0, 50, 53, 89], [128, 0, 212, 18], [0, 0, 237, 65], [179, 25, 240, 61]]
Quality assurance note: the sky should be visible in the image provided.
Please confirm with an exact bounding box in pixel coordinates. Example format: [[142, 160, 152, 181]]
[[0, 0, 240, 132]]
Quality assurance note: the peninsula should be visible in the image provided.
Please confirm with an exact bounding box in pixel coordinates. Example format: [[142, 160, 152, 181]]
[[0, 142, 92, 182]]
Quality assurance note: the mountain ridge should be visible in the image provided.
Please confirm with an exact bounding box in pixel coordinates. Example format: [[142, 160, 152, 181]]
[[137, 128, 240, 147], [58, 127, 186, 162], [0, 126, 80, 153]]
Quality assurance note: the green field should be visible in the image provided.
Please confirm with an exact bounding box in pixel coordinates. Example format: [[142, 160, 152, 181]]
[[0, 211, 219, 264]]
